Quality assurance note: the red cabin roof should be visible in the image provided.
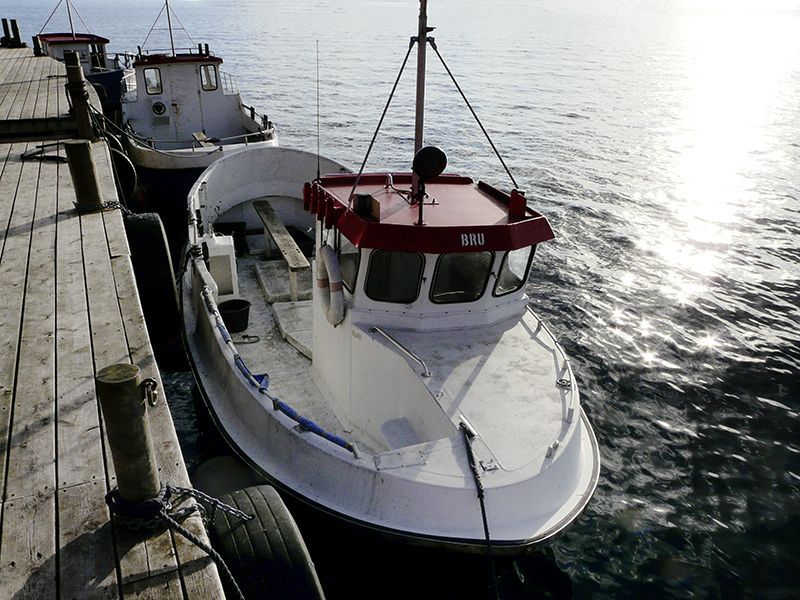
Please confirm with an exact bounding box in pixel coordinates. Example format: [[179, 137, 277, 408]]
[[314, 173, 555, 254], [133, 53, 222, 67], [38, 33, 109, 45]]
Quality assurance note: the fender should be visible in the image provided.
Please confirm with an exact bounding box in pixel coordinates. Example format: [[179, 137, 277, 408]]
[[316, 244, 345, 326]]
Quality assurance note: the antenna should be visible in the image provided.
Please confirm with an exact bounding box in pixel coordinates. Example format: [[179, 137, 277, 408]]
[[316, 40, 321, 181]]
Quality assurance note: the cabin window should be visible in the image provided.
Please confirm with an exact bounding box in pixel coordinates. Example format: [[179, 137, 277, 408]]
[[365, 250, 424, 304], [337, 232, 360, 292], [493, 246, 535, 296], [431, 252, 494, 304], [144, 68, 162, 95], [200, 64, 218, 91]]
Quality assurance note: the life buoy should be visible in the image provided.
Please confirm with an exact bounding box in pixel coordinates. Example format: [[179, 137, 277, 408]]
[[316, 244, 345, 326]]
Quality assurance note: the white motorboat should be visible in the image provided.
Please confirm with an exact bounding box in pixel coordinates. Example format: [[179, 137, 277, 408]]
[[119, 1, 276, 186], [182, 1, 599, 554]]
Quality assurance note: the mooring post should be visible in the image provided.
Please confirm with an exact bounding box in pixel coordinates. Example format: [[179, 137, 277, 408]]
[[10, 19, 22, 47], [32, 35, 42, 56], [1, 19, 10, 44], [63, 50, 97, 140], [96, 364, 161, 503], [64, 139, 104, 210]]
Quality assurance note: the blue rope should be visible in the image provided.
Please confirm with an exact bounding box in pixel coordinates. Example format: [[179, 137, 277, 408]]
[[275, 399, 355, 454], [201, 288, 356, 457]]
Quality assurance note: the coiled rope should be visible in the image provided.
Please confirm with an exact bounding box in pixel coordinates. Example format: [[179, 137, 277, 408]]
[[105, 483, 251, 600]]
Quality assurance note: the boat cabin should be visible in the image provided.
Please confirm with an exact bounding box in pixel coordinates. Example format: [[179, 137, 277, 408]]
[[121, 49, 264, 148], [307, 173, 555, 331], [34, 32, 114, 71]]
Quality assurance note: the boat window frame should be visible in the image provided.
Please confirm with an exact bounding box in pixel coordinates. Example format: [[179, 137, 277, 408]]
[[429, 251, 495, 305], [143, 67, 163, 95], [492, 245, 536, 297], [199, 63, 218, 91], [335, 230, 360, 293], [364, 249, 425, 305]]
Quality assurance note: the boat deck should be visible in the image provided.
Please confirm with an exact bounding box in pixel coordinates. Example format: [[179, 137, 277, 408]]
[[0, 46, 223, 599], [234, 254, 374, 451]]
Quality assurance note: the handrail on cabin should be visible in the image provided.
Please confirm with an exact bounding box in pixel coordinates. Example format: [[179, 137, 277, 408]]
[[369, 326, 432, 378]]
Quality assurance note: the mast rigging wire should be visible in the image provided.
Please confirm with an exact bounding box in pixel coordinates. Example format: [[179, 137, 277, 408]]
[[346, 39, 416, 206], [429, 39, 519, 190], [38, 0, 93, 37]]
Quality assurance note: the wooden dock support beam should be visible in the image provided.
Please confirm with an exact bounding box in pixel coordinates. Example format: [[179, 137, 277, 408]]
[[96, 364, 161, 503], [63, 51, 96, 140]]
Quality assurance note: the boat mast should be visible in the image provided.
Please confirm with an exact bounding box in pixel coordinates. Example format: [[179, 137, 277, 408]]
[[165, 0, 176, 57], [414, 0, 428, 155], [412, 0, 429, 200], [66, 0, 76, 40]]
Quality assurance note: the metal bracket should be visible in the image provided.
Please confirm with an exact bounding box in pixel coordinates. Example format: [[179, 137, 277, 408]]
[[480, 459, 499, 472], [141, 378, 158, 407]]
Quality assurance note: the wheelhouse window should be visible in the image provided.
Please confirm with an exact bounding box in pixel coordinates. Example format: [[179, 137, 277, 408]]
[[337, 232, 359, 292], [431, 252, 493, 304], [365, 250, 424, 304], [493, 246, 535, 296], [144, 67, 162, 95], [200, 64, 218, 91]]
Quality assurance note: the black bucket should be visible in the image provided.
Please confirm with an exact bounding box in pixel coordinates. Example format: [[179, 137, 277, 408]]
[[219, 299, 251, 333]]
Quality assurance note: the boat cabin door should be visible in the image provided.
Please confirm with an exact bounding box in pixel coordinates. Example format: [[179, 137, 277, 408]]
[[139, 64, 177, 140]]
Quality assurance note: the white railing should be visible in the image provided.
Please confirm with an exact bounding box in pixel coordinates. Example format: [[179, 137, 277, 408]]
[[221, 70, 239, 96]]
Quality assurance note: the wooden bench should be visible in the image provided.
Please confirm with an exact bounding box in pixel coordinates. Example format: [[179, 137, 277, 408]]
[[253, 198, 310, 301], [192, 131, 214, 147]]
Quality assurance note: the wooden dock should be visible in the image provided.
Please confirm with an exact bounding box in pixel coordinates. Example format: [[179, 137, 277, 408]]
[[0, 48, 224, 598]]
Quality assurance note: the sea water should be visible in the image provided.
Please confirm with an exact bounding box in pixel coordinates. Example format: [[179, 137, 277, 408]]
[[9, 0, 799, 597]]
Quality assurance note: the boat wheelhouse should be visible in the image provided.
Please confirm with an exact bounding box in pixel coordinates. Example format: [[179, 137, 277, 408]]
[[120, 48, 276, 173]]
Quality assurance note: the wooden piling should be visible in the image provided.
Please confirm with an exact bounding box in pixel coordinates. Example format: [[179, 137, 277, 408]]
[[64, 139, 104, 209], [96, 364, 161, 503], [63, 50, 96, 140], [10, 19, 21, 47]]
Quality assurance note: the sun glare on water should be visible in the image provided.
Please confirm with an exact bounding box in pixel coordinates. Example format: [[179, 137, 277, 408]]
[[653, 0, 798, 283]]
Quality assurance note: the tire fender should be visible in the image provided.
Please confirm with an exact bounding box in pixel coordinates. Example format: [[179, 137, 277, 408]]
[[316, 244, 345, 326]]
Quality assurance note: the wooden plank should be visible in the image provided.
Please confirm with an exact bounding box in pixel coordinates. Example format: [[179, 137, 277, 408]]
[[0, 492, 57, 599], [80, 209, 183, 597], [0, 55, 34, 119], [98, 125, 221, 594], [58, 482, 118, 599], [254, 199, 311, 271], [0, 141, 58, 598], [0, 56, 27, 116], [54, 148, 107, 489], [110, 252, 223, 598], [54, 146, 120, 597], [19, 57, 50, 121], [0, 142, 21, 255], [0, 144, 35, 499], [14, 54, 47, 121], [93, 141, 130, 258], [0, 52, 24, 82]]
